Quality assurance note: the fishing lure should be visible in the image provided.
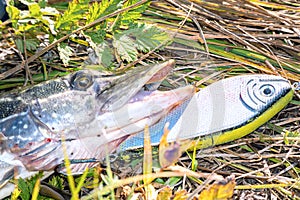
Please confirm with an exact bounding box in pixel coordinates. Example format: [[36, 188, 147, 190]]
[[120, 74, 294, 150]]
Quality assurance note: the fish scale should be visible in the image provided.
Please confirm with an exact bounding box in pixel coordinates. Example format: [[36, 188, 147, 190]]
[[0, 61, 184, 187]]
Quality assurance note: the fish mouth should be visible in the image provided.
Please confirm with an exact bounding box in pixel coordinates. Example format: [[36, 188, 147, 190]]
[[79, 60, 196, 149], [77, 85, 195, 160], [98, 60, 178, 112], [98, 85, 195, 137]]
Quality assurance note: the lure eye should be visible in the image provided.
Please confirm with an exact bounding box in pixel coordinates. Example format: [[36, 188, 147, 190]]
[[260, 84, 275, 97], [71, 71, 93, 90]]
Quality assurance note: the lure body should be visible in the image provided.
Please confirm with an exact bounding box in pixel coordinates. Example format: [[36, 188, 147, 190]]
[[120, 75, 293, 150]]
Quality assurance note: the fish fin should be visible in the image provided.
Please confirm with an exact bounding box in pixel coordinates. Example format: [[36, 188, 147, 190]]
[[0, 158, 38, 199], [0, 132, 8, 153], [56, 136, 129, 174]]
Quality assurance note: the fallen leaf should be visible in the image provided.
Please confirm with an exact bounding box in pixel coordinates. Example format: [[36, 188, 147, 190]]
[[198, 175, 236, 200]]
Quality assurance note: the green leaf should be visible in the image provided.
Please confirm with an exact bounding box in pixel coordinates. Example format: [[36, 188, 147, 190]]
[[121, 0, 150, 25], [113, 24, 170, 62], [48, 176, 65, 190], [85, 29, 106, 44], [128, 24, 170, 52], [26, 39, 39, 51], [86, 0, 122, 25], [18, 178, 31, 200], [165, 176, 181, 187], [55, 0, 89, 30], [15, 38, 39, 53], [6, 6, 20, 28], [113, 34, 138, 62], [94, 41, 114, 68], [86, 1, 102, 25], [38, 0, 47, 8], [6, 6, 20, 20]]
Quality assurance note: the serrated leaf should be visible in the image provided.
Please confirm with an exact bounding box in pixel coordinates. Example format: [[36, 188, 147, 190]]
[[28, 3, 41, 18], [6, 6, 20, 22], [113, 34, 138, 62], [26, 39, 39, 51], [85, 30, 106, 44], [48, 176, 65, 190], [86, 0, 122, 25], [121, 0, 150, 25], [18, 178, 31, 200], [55, 0, 89, 30], [15, 38, 39, 53], [94, 41, 114, 67], [113, 24, 170, 62], [86, 2, 102, 25], [129, 24, 170, 52], [58, 43, 74, 66]]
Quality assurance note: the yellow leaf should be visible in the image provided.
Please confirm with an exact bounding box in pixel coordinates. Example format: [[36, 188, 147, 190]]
[[173, 190, 188, 200], [157, 186, 172, 200], [31, 178, 40, 200], [198, 176, 236, 200], [11, 187, 21, 200], [28, 3, 41, 18]]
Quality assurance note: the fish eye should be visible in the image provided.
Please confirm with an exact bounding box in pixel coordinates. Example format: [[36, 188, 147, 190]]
[[71, 71, 93, 90], [260, 84, 275, 97]]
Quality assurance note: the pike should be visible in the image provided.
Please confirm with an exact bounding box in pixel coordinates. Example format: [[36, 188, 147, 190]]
[[0, 60, 294, 197]]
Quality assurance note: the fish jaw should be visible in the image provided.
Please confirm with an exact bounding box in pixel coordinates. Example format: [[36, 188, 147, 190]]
[[95, 60, 176, 112], [0, 61, 177, 168], [76, 85, 195, 154], [48, 85, 195, 173]]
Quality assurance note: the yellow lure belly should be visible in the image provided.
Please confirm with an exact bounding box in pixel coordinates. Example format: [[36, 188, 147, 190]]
[[191, 88, 294, 149]]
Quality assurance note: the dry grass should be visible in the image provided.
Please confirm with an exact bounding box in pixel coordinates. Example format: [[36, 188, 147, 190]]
[[0, 0, 299, 199]]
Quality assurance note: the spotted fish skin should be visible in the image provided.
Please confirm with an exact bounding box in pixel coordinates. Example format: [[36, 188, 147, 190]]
[[0, 76, 104, 171], [0, 60, 194, 174], [0, 80, 69, 151]]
